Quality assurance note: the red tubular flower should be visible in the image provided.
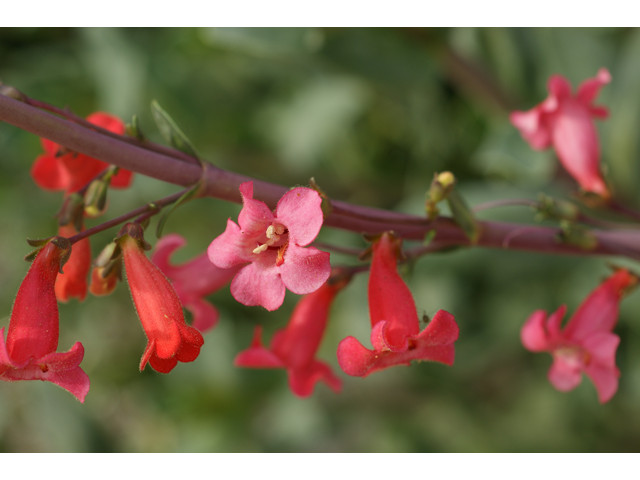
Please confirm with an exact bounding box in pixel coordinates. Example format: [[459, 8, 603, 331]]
[[0, 238, 90, 402], [152, 234, 240, 333], [337, 232, 459, 377], [510, 68, 611, 198], [521, 269, 637, 403], [120, 224, 204, 373], [31, 112, 134, 194], [55, 222, 91, 302], [234, 273, 349, 397]]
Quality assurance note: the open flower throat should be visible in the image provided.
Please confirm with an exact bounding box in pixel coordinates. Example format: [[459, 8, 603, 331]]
[[252, 223, 289, 267]]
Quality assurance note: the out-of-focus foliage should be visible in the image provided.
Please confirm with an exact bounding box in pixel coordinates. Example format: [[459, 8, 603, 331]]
[[2, 27, 640, 452]]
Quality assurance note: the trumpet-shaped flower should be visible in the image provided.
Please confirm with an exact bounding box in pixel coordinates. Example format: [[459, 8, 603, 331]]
[[0, 239, 90, 402], [521, 269, 637, 403], [55, 222, 91, 302], [510, 68, 611, 198], [120, 224, 204, 373], [152, 234, 240, 333], [337, 232, 459, 377], [235, 273, 349, 397], [31, 111, 134, 194], [208, 181, 331, 311]]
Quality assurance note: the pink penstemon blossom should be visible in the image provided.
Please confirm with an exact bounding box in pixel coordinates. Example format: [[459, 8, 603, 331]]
[[521, 268, 637, 403], [119, 224, 204, 373], [511, 68, 611, 198], [234, 271, 349, 397], [337, 232, 459, 377], [208, 181, 331, 311], [152, 234, 240, 333], [0, 238, 90, 402]]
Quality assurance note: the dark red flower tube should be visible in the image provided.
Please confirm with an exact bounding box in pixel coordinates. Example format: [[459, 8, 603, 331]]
[[0, 238, 90, 402], [234, 272, 349, 397], [337, 232, 459, 377], [55, 222, 91, 302], [119, 224, 204, 373]]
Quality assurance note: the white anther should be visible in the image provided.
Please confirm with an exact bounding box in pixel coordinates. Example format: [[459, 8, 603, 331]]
[[253, 244, 269, 254]]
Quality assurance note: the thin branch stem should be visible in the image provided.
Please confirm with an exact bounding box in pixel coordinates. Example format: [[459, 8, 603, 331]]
[[67, 189, 188, 245]]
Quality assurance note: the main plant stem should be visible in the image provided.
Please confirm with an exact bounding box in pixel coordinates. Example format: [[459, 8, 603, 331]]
[[2, 93, 640, 260]]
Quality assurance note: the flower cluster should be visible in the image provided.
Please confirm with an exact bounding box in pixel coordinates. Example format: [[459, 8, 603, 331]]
[[4, 67, 639, 409]]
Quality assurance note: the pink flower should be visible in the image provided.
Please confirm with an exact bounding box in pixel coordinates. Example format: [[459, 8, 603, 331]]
[[510, 68, 611, 198], [234, 273, 349, 397], [31, 112, 134, 194], [208, 181, 331, 311], [0, 238, 90, 402], [521, 269, 637, 403], [337, 232, 459, 377], [152, 234, 240, 333], [119, 224, 204, 373]]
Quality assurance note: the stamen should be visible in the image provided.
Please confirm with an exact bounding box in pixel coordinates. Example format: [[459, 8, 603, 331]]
[[253, 223, 286, 255]]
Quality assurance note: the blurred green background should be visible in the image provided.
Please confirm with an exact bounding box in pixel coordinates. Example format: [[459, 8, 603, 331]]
[[2, 27, 640, 452]]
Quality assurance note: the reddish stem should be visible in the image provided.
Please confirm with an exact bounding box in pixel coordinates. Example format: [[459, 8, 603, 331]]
[[2, 93, 640, 261]]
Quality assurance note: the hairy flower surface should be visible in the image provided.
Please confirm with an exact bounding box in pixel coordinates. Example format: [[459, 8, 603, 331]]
[[337, 232, 459, 377], [521, 269, 637, 403], [0, 239, 90, 402], [510, 68, 611, 197], [235, 275, 348, 397], [152, 234, 240, 333], [208, 181, 331, 311], [120, 225, 204, 373], [31, 112, 134, 194], [55, 222, 91, 302]]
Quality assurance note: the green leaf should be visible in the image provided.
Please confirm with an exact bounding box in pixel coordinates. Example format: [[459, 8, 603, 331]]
[[151, 100, 199, 158], [446, 189, 480, 244], [155, 185, 201, 239]]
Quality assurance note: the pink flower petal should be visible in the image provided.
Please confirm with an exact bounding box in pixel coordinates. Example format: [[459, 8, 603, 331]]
[[510, 110, 552, 150], [582, 331, 619, 369], [287, 360, 342, 398], [237, 181, 274, 238], [548, 357, 582, 392], [414, 310, 460, 346], [546, 305, 567, 342], [521, 310, 551, 352], [230, 251, 285, 311], [583, 363, 619, 404], [577, 68, 611, 104], [279, 244, 331, 295], [234, 326, 286, 368], [551, 99, 607, 196], [337, 336, 377, 377], [275, 187, 324, 246], [564, 269, 631, 341], [547, 74, 573, 100], [208, 219, 253, 269], [151, 234, 186, 278], [1, 342, 90, 403]]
